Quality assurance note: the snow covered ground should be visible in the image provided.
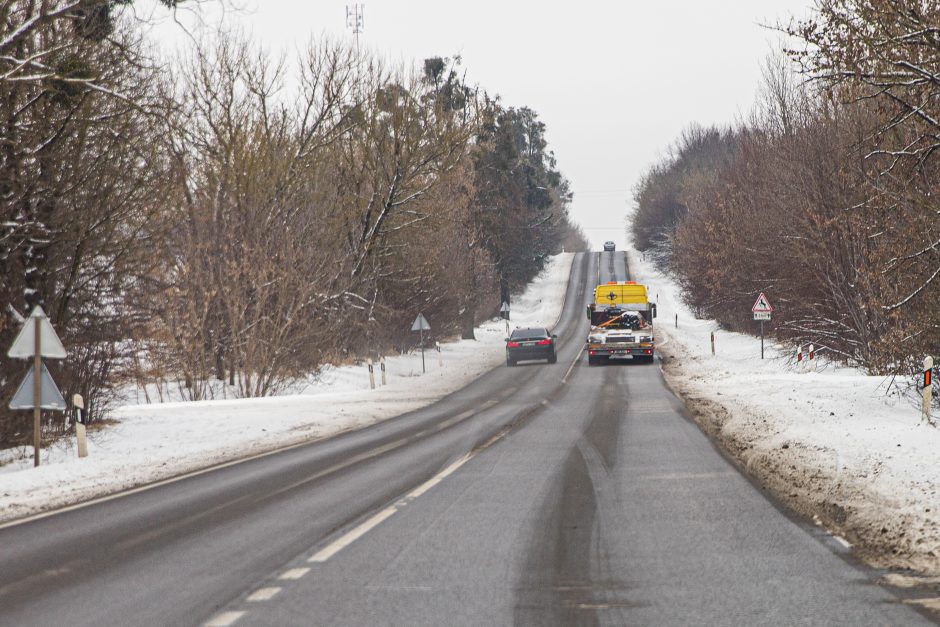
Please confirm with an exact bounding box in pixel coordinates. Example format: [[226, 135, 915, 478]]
[[628, 247, 940, 576], [0, 254, 575, 524]]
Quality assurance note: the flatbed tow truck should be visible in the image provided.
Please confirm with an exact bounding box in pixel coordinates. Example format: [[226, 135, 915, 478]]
[[586, 281, 657, 365]]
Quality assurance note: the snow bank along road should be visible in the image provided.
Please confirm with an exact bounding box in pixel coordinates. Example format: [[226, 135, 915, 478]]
[[0, 252, 934, 626]]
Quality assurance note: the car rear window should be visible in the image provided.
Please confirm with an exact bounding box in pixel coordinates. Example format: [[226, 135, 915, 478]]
[[511, 328, 548, 340]]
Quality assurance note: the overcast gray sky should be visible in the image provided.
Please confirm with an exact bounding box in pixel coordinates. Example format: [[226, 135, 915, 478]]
[[155, 0, 814, 248]]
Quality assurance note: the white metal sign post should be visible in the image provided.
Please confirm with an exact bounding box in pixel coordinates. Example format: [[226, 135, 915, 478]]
[[7, 306, 68, 467], [411, 313, 431, 374], [751, 293, 774, 360], [500, 301, 510, 337]]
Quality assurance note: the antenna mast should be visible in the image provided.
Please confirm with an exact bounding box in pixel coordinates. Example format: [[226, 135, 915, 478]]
[[346, 4, 364, 54]]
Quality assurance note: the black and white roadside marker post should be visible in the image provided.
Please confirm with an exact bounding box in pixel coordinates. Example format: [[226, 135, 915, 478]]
[[751, 292, 773, 360], [922, 356, 934, 425], [7, 306, 68, 467], [73, 393, 88, 458], [411, 313, 431, 374]]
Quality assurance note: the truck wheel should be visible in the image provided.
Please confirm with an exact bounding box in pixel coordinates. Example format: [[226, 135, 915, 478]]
[[588, 355, 597, 366]]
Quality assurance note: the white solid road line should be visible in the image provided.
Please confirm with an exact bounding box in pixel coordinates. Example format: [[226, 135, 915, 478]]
[[833, 535, 852, 549], [309, 507, 398, 563], [246, 587, 282, 602], [562, 345, 584, 384], [204, 611, 245, 627], [0, 416, 409, 531], [278, 567, 310, 580]]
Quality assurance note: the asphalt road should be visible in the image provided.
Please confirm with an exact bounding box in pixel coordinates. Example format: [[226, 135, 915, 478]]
[[0, 252, 931, 626]]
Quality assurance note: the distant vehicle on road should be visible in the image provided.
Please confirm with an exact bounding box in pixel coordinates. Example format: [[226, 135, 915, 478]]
[[603, 241, 616, 252], [506, 327, 557, 366]]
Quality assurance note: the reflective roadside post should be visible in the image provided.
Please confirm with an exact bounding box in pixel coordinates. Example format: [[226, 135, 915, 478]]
[[73, 393, 88, 458], [922, 356, 933, 425]]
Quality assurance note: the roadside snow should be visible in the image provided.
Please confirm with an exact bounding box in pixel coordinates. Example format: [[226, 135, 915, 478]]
[[628, 247, 940, 575], [0, 254, 575, 523]]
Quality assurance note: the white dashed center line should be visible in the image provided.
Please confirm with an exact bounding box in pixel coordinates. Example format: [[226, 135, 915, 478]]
[[309, 506, 398, 563], [204, 611, 245, 627], [406, 454, 472, 500], [246, 587, 282, 602], [278, 567, 310, 580]]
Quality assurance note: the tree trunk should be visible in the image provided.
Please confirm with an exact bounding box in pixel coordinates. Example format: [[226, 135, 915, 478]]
[[460, 306, 475, 340]]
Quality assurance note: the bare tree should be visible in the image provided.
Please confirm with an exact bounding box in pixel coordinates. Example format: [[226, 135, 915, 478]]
[[0, 3, 176, 443], [787, 0, 940, 364]]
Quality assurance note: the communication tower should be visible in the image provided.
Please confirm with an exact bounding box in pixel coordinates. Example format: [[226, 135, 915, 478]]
[[346, 4, 364, 53]]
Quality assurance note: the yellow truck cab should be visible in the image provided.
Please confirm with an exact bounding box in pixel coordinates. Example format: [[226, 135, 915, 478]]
[[586, 281, 657, 365]]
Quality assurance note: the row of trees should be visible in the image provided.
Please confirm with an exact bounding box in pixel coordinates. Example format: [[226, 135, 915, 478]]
[[631, 0, 940, 375], [0, 1, 587, 447]]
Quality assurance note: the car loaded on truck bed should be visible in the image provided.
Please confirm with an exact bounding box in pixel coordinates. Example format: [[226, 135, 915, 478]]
[[586, 281, 657, 365]]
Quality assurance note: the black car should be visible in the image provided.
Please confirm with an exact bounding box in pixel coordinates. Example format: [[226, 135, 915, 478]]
[[506, 327, 557, 366], [603, 241, 616, 252]]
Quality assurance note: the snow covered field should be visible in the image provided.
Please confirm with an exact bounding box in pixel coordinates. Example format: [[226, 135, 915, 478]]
[[628, 247, 940, 576], [0, 254, 575, 524]]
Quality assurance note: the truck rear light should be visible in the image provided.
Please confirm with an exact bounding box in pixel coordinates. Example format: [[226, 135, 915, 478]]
[[644, 349, 652, 354]]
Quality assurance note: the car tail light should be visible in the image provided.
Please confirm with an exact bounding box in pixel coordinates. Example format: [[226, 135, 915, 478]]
[[536, 339, 551, 345], [507, 341, 520, 348]]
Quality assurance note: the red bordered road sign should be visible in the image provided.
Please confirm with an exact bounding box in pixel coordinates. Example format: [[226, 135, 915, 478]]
[[751, 292, 773, 313]]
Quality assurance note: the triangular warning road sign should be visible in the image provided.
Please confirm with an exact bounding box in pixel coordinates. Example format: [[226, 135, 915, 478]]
[[9, 362, 66, 410], [751, 292, 774, 313], [411, 312, 431, 332], [7, 305, 67, 359]]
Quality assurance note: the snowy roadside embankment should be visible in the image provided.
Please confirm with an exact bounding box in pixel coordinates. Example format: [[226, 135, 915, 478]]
[[628, 247, 940, 575], [0, 254, 575, 524]]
